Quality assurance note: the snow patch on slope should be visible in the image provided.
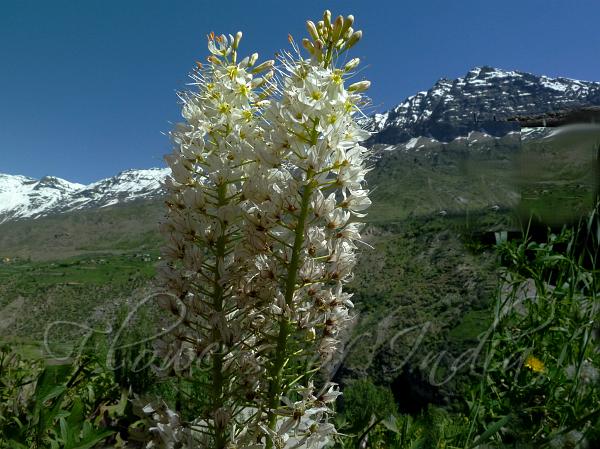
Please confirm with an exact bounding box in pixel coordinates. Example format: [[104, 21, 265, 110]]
[[0, 168, 170, 224]]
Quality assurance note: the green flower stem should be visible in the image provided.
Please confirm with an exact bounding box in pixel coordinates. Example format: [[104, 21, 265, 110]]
[[212, 181, 229, 449], [265, 169, 315, 449]]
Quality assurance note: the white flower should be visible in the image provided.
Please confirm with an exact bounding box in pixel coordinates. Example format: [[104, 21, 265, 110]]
[[317, 383, 342, 403], [156, 11, 370, 448], [340, 189, 371, 214], [312, 191, 336, 218], [326, 209, 351, 229]]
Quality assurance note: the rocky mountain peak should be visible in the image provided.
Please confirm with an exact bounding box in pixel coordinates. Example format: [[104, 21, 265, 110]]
[[34, 176, 84, 192], [2, 67, 599, 225], [0, 168, 169, 224], [364, 66, 600, 144]]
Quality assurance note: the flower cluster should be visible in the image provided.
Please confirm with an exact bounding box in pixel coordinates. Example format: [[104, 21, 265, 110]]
[[151, 11, 371, 449], [143, 402, 196, 449], [155, 30, 273, 448], [524, 354, 545, 373]]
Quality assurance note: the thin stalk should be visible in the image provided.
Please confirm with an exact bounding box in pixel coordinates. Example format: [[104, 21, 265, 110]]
[[265, 169, 315, 449], [211, 181, 229, 449], [356, 417, 384, 449]]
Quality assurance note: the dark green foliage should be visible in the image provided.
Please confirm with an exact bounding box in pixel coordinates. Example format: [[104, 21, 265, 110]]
[[463, 211, 600, 448], [335, 403, 470, 449], [340, 212, 502, 406], [110, 303, 159, 395], [113, 341, 156, 395], [342, 379, 397, 432], [0, 348, 117, 448]]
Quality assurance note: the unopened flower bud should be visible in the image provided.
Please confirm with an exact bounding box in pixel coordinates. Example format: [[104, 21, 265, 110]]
[[348, 80, 370, 92], [340, 15, 354, 38], [323, 10, 332, 31], [248, 52, 259, 66], [317, 20, 325, 36], [303, 38, 315, 54], [251, 77, 266, 88], [233, 31, 242, 49], [252, 59, 274, 73], [345, 30, 362, 50], [250, 70, 273, 89], [344, 58, 360, 72], [332, 15, 344, 42], [262, 70, 274, 81], [207, 55, 221, 65], [254, 99, 270, 108], [306, 20, 320, 41], [314, 39, 324, 51]]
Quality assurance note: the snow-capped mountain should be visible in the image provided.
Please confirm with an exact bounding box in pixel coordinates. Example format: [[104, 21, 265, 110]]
[[362, 66, 600, 144], [2, 66, 599, 225], [0, 168, 169, 224]]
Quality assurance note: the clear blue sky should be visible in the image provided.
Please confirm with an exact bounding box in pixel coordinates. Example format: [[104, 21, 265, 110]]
[[1, 0, 599, 183]]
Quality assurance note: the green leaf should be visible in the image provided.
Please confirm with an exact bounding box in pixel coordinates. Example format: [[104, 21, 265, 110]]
[[39, 385, 67, 404], [66, 429, 115, 449], [34, 364, 72, 405], [54, 410, 71, 420], [99, 388, 128, 419], [66, 397, 86, 428], [468, 414, 512, 449], [59, 416, 70, 444], [381, 414, 400, 433]]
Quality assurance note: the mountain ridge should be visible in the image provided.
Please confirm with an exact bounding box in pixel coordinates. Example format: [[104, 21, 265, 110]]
[[2, 66, 599, 224], [0, 168, 169, 224], [362, 65, 600, 144]]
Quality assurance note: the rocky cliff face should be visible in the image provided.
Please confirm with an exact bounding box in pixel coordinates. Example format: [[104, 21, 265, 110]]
[[362, 66, 600, 144]]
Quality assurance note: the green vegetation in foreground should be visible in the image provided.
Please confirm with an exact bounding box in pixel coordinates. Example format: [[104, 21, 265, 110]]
[[331, 216, 600, 449], [462, 224, 600, 448], [1, 136, 599, 447], [341, 212, 506, 396], [1, 219, 598, 447]]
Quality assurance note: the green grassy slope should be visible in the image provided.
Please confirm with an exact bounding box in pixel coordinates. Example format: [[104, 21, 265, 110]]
[[0, 199, 164, 261], [0, 136, 528, 406], [0, 253, 159, 347], [366, 134, 520, 223]]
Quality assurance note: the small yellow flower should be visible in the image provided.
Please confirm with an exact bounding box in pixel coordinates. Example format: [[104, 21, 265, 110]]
[[227, 65, 239, 80], [525, 355, 545, 373], [310, 90, 323, 101], [218, 102, 231, 114], [331, 69, 343, 85]]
